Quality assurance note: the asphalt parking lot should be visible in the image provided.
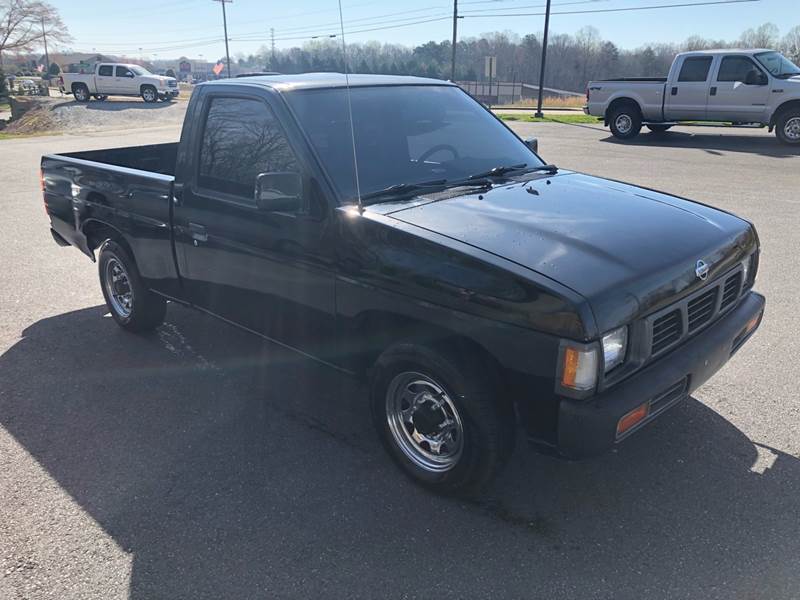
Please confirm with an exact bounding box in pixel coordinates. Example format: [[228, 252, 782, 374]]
[[1, 121, 798, 599]]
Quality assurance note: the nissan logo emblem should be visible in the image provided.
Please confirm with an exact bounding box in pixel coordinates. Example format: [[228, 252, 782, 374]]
[[695, 260, 709, 281]]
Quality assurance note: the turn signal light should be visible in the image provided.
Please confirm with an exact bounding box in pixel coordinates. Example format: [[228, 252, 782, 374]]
[[616, 402, 650, 438], [561, 346, 598, 391]]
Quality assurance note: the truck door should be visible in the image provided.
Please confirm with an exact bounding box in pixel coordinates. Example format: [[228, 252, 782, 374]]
[[706, 55, 771, 123], [95, 64, 115, 94], [664, 55, 713, 120], [114, 65, 138, 95], [172, 90, 337, 359]]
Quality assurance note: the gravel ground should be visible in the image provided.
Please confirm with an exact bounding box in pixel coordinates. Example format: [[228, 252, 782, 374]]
[[0, 120, 799, 599], [4, 96, 188, 134]]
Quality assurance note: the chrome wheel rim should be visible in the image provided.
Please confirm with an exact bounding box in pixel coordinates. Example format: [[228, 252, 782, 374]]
[[784, 117, 800, 141], [386, 372, 464, 473], [104, 257, 133, 318], [143, 88, 156, 102], [75, 88, 88, 101], [615, 114, 633, 134]]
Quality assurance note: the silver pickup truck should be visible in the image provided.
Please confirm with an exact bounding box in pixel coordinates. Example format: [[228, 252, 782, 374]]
[[585, 49, 800, 145]]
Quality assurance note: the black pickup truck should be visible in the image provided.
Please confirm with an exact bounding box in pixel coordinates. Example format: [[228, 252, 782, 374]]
[[42, 74, 765, 493]]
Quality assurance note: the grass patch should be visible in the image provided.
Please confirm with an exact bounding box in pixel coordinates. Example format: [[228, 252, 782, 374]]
[[498, 114, 600, 124]]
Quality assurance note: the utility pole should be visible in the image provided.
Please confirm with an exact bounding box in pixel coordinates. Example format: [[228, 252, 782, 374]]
[[450, 0, 458, 81], [534, 0, 551, 118], [270, 28, 276, 69], [213, 0, 233, 78], [41, 17, 50, 76]]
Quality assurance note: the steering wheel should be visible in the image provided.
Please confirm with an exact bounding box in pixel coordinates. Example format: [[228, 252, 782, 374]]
[[417, 144, 460, 164]]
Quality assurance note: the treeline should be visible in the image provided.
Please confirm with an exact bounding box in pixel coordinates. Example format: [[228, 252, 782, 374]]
[[233, 22, 800, 92]]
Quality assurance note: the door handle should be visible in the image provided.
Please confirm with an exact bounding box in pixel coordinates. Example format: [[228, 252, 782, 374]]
[[671, 86, 678, 96], [189, 222, 208, 244], [710, 86, 717, 96]]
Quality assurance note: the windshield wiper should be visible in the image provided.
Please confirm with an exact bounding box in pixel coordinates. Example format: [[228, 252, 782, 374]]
[[360, 179, 447, 204], [466, 163, 558, 181]]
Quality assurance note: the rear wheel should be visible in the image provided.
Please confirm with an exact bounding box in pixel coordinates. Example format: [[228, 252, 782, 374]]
[[647, 124, 672, 133], [72, 84, 90, 102], [775, 109, 800, 145], [609, 104, 642, 139], [370, 341, 514, 495], [98, 240, 166, 332], [141, 85, 158, 103]]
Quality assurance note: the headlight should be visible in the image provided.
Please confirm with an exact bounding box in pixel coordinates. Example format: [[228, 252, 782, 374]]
[[602, 326, 628, 373]]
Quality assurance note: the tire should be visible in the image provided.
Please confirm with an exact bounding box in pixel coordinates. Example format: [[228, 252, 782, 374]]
[[93, 94, 108, 101], [775, 109, 800, 145], [647, 124, 672, 133], [141, 85, 158, 103], [98, 240, 166, 332], [608, 103, 642, 139], [370, 341, 515, 495], [72, 84, 90, 102]]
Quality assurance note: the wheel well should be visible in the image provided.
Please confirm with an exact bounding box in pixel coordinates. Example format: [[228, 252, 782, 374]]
[[353, 311, 504, 379], [71, 82, 88, 92], [770, 99, 800, 127], [605, 97, 642, 125], [140, 83, 156, 94], [81, 219, 136, 266]]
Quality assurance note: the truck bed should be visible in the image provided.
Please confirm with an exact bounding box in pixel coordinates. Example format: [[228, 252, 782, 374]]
[[62, 142, 177, 177]]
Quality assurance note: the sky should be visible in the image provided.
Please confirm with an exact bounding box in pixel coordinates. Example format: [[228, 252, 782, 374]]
[[47, 0, 795, 61]]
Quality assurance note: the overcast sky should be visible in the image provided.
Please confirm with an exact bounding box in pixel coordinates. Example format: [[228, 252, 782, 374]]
[[48, 0, 793, 61]]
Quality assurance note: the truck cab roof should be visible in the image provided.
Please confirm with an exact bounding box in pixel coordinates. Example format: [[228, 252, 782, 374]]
[[199, 72, 454, 92], [676, 48, 773, 57]]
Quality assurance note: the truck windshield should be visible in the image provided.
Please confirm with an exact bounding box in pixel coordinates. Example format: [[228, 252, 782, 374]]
[[130, 65, 151, 76], [285, 85, 542, 202], [754, 51, 800, 78]]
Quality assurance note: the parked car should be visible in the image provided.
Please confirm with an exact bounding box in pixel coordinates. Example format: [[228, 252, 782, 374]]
[[585, 49, 800, 144], [41, 74, 764, 493], [61, 63, 179, 103]]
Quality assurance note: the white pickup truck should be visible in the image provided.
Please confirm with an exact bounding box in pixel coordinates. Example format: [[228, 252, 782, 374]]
[[585, 49, 800, 145], [61, 63, 179, 103]]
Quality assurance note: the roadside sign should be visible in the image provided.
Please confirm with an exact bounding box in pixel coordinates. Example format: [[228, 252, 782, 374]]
[[484, 56, 496, 78]]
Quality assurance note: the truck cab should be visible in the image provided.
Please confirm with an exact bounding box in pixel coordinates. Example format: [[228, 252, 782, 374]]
[[62, 63, 179, 103]]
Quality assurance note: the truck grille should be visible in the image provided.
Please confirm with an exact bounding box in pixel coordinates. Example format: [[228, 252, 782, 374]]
[[648, 266, 744, 357], [168, 80, 177, 87], [652, 310, 682, 354]]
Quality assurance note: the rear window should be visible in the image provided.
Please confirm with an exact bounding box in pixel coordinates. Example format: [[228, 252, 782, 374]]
[[198, 96, 298, 199], [678, 57, 712, 82], [97, 65, 113, 77]]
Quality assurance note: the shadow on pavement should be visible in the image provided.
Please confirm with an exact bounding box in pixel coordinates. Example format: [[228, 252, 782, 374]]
[[2, 305, 799, 598], [56, 99, 176, 111], [601, 129, 799, 158]]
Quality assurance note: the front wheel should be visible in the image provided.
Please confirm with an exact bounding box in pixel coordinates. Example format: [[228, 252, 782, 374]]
[[775, 110, 800, 145], [98, 240, 166, 332], [609, 105, 642, 139], [370, 341, 515, 495], [141, 85, 158, 103], [647, 124, 672, 133]]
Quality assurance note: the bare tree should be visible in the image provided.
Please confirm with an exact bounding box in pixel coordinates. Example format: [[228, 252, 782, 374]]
[[739, 23, 780, 49], [782, 25, 800, 63], [0, 0, 71, 70]]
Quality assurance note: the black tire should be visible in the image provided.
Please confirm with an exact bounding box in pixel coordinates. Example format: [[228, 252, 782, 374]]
[[647, 124, 672, 133], [72, 84, 90, 102], [141, 85, 158, 103], [775, 109, 800, 145], [608, 103, 642, 139], [98, 240, 166, 332], [93, 94, 108, 101], [370, 341, 515, 495]]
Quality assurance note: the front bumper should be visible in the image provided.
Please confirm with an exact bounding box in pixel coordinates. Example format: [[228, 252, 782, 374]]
[[161, 88, 180, 97], [557, 291, 765, 459]]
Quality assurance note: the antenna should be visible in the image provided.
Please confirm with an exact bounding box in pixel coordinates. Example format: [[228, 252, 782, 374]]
[[337, 0, 363, 213]]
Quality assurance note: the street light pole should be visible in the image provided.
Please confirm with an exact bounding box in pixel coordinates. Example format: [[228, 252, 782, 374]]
[[534, 0, 551, 118], [213, 0, 233, 78], [450, 0, 458, 81], [41, 17, 50, 75]]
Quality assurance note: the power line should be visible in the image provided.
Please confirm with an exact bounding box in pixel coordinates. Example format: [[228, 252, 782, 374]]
[[464, 0, 759, 18]]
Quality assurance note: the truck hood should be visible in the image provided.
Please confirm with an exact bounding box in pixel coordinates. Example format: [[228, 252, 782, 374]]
[[383, 172, 756, 334]]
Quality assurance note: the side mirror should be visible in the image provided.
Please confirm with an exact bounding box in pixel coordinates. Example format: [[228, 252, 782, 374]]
[[524, 137, 539, 153], [744, 69, 767, 85], [255, 172, 303, 212]]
